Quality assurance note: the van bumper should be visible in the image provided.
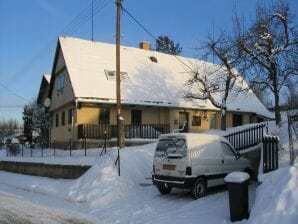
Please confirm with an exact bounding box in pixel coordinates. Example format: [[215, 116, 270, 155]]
[[152, 174, 196, 189]]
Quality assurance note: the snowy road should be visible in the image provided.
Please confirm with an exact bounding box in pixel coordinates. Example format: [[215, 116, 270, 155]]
[[0, 192, 95, 224]]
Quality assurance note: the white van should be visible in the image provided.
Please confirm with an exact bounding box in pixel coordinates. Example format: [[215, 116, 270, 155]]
[[152, 133, 251, 198]]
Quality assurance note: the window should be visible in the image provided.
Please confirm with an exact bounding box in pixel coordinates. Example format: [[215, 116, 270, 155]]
[[56, 73, 65, 92], [55, 113, 59, 127], [232, 114, 243, 127], [149, 56, 158, 63], [221, 142, 236, 157], [61, 111, 65, 126], [131, 110, 142, 125], [99, 109, 110, 124], [155, 138, 186, 158], [68, 108, 73, 124], [192, 116, 201, 126], [104, 70, 129, 81]]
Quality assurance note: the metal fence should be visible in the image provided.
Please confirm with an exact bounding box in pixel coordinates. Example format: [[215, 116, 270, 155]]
[[224, 123, 266, 151], [77, 124, 170, 140], [263, 135, 279, 173]]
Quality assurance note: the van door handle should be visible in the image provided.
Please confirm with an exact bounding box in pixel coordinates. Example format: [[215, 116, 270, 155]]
[[221, 160, 224, 164]]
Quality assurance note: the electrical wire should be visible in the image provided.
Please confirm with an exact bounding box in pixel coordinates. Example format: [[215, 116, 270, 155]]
[[0, 81, 29, 102], [6, 0, 111, 84], [121, 5, 193, 72]]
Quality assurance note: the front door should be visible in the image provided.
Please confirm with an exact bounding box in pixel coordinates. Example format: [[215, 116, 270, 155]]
[[209, 114, 217, 129], [179, 112, 189, 132]]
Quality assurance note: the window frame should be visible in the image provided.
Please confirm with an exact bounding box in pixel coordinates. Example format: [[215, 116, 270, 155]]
[[221, 142, 236, 157], [61, 111, 65, 126], [68, 108, 73, 125], [55, 113, 59, 127], [131, 110, 142, 125], [56, 73, 65, 92], [99, 108, 110, 125], [192, 115, 202, 126]]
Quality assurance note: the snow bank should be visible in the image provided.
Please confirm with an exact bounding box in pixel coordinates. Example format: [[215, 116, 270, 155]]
[[248, 166, 298, 224], [69, 145, 155, 209]]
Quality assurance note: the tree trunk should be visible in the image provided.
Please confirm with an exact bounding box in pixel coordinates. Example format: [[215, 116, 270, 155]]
[[221, 107, 227, 131], [274, 89, 281, 125], [272, 67, 281, 125]]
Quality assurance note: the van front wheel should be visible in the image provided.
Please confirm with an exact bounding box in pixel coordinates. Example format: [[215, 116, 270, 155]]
[[192, 178, 207, 199], [157, 184, 172, 194]]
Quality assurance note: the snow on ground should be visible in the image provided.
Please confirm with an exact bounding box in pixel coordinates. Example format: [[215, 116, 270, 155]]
[[0, 143, 257, 224], [0, 112, 297, 223], [247, 166, 298, 224]]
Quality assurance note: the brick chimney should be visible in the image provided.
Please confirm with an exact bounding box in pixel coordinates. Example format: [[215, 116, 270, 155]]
[[139, 41, 151, 50]]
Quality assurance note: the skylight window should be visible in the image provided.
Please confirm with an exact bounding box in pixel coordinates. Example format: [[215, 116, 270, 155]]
[[149, 56, 158, 63], [104, 70, 129, 81]]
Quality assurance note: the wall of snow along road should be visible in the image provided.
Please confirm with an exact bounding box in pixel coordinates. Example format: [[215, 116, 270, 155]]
[[68, 144, 155, 209], [247, 166, 298, 224]]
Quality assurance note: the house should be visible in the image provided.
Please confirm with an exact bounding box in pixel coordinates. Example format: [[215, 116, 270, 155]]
[[37, 74, 51, 107], [41, 36, 273, 148]]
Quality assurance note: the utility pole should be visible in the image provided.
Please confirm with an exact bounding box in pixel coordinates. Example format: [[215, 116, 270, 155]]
[[91, 0, 94, 41], [116, 0, 124, 149]]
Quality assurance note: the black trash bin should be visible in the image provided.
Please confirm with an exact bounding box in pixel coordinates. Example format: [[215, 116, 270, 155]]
[[225, 172, 250, 222]]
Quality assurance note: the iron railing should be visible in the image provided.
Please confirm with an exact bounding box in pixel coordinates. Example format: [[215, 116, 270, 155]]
[[78, 124, 170, 140], [224, 123, 266, 151]]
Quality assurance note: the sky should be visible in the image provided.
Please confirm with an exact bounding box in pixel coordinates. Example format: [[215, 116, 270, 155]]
[[0, 0, 297, 124]]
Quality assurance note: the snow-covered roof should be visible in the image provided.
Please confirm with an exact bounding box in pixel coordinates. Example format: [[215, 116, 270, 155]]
[[43, 74, 51, 84], [37, 74, 51, 105], [58, 36, 273, 119]]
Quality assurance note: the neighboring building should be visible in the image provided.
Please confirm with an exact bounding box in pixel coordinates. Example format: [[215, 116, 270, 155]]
[[39, 36, 273, 148], [37, 74, 51, 107]]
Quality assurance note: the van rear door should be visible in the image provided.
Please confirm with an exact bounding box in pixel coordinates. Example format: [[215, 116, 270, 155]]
[[154, 137, 188, 178]]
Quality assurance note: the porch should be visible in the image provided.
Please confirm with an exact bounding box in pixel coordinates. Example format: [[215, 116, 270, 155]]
[[77, 124, 170, 140]]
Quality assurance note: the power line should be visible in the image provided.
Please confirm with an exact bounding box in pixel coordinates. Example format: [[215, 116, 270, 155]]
[[0, 81, 29, 102], [6, 0, 111, 85], [121, 5, 193, 72], [65, 0, 111, 36]]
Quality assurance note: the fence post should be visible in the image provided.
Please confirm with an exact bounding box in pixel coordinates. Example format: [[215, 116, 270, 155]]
[[100, 131, 107, 156], [84, 135, 86, 157], [53, 138, 56, 157], [69, 138, 72, 157], [21, 144, 24, 157], [41, 143, 44, 157], [104, 130, 107, 154], [30, 145, 33, 157], [263, 135, 279, 173]]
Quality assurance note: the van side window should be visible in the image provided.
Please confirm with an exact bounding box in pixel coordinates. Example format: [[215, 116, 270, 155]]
[[221, 142, 235, 157]]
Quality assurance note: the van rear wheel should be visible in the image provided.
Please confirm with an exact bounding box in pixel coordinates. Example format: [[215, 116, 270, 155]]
[[192, 178, 207, 199], [158, 184, 172, 194]]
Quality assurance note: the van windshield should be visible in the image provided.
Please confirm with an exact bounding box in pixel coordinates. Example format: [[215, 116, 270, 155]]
[[155, 138, 186, 158]]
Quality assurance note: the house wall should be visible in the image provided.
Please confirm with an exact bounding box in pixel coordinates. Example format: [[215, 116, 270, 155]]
[[55, 50, 66, 73], [50, 69, 74, 111], [217, 112, 256, 129], [169, 109, 219, 132], [75, 106, 170, 126], [50, 104, 75, 144]]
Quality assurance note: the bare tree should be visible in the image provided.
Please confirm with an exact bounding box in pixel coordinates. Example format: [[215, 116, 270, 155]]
[[185, 34, 245, 131], [235, 0, 298, 125], [286, 78, 298, 108], [0, 118, 20, 139]]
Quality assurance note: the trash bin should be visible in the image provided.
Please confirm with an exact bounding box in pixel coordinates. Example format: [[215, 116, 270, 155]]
[[224, 172, 250, 222]]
